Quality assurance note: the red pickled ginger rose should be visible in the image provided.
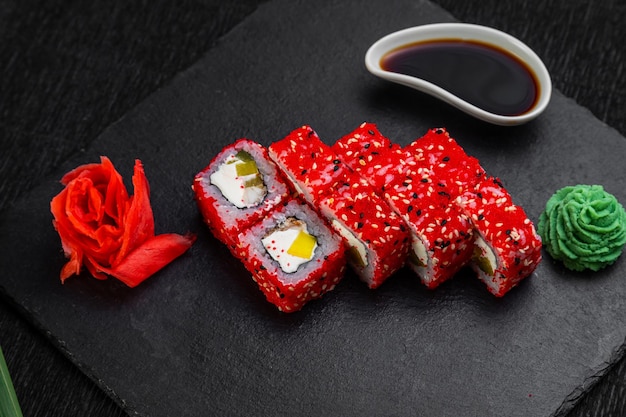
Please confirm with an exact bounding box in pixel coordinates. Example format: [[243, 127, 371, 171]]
[[50, 156, 195, 287]]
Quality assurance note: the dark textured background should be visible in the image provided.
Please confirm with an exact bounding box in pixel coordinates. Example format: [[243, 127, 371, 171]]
[[0, 0, 625, 416]]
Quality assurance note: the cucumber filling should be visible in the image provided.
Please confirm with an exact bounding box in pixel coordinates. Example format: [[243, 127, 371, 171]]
[[473, 236, 496, 276], [210, 151, 268, 208], [331, 220, 368, 268], [410, 236, 428, 267]]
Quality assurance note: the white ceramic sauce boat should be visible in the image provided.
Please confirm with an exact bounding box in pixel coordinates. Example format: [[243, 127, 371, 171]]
[[365, 23, 552, 126]]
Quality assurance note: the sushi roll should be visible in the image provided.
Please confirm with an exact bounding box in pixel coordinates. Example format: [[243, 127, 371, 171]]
[[268, 126, 351, 203], [391, 197, 474, 289], [457, 176, 542, 296], [332, 122, 409, 192], [405, 127, 486, 197], [318, 179, 410, 289], [378, 141, 477, 288], [193, 139, 291, 249], [235, 199, 347, 312]]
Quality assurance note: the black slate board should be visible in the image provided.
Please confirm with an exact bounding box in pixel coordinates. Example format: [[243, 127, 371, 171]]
[[1, 0, 626, 416]]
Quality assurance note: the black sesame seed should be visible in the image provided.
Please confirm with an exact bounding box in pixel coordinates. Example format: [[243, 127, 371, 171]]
[[477, 214, 485, 220], [442, 156, 450, 162], [368, 130, 375, 135], [333, 165, 339, 171], [412, 192, 418, 199], [301, 169, 307, 175], [441, 219, 447, 226], [435, 128, 444, 134], [364, 142, 371, 148], [357, 222, 364, 229], [333, 159, 341, 164], [421, 178, 429, 183], [407, 205, 414, 213], [416, 209, 422, 216]]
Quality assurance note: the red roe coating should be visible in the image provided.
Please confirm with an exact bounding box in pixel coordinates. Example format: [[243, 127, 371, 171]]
[[268, 126, 351, 202], [319, 176, 410, 288], [332, 122, 409, 191], [395, 198, 474, 288], [192, 139, 290, 250], [404, 127, 486, 197], [457, 176, 542, 296]]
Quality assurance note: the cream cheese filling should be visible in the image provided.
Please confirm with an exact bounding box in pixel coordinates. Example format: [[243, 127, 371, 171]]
[[262, 222, 317, 273], [210, 154, 267, 208]]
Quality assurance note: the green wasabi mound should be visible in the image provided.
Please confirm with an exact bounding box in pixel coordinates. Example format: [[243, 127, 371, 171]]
[[538, 185, 626, 271]]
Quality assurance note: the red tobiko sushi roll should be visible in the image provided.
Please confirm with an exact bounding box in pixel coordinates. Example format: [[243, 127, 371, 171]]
[[234, 199, 347, 312], [193, 139, 291, 250], [390, 196, 474, 289], [382, 177, 475, 289], [405, 127, 486, 197], [332, 122, 408, 192], [268, 126, 351, 203], [457, 176, 542, 297], [318, 178, 410, 289]]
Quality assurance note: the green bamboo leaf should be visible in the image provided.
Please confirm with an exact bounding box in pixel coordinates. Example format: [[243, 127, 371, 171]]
[[0, 347, 23, 417]]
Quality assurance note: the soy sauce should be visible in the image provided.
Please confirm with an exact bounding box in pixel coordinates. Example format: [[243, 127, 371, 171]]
[[380, 39, 539, 116]]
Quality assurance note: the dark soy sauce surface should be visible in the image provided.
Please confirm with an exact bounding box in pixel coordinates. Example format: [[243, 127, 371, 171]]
[[380, 39, 539, 116]]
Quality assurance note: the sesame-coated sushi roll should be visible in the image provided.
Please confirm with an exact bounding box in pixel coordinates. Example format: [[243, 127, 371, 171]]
[[332, 123, 408, 192], [457, 177, 542, 297], [380, 157, 475, 288], [193, 139, 290, 249], [405, 127, 486, 197], [394, 201, 474, 289], [268, 126, 351, 203], [318, 180, 410, 288], [235, 199, 347, 312]]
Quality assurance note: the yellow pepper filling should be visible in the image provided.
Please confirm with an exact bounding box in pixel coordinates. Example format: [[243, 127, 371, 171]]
[[287, 230, 317, 259]]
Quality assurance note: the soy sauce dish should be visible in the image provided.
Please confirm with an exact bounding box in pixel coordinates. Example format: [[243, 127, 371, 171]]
[[365, 23, 552, 126]]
